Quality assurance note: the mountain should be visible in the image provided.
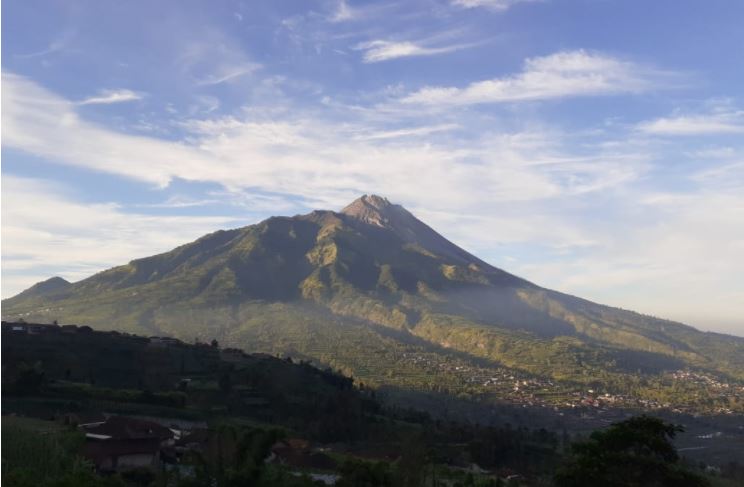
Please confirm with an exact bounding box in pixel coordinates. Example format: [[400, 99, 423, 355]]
[[10, 276, 71, 300], [4, 195, 743, 413]]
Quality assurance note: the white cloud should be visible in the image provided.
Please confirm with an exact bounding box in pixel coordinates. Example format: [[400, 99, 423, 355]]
[[638, 110, 744, 135], [401, 50, 663, 106], [175, 29, 261, 87], [79, 89, 144, 105], [352, 123, 459, 140], [2, 73, 211, 187], [1, 176, 237, 297], [452, 0, 540, 11], [4, 72, 743, 334], [327, 0, 399, 23], [14, 31, 75, 59], [15, 39, 67, 59], [354, 40, 476, 63], [192, 95, 221, 114], [195, 64, 260, 86], [690, 152, 744, 190], [330, 0, 355, 22], [4, 72, 636, 205]]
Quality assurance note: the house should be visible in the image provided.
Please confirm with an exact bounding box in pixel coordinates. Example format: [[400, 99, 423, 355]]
[[148, 336, 182, 347], [6, 323, 28, 333], [2, 321, 60, 334], [268, 438, 336, 471], [81, 416, 175, 472], [83, 438, 163, 471], [29, 323, 59, 334], [221, 347, 246, 360]]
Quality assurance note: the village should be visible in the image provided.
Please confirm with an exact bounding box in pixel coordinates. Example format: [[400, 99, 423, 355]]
[[394, 349, 744, 416], [6, 320, 743, 417]]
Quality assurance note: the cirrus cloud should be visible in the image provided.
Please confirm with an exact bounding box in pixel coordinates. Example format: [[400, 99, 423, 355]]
[[638, 110, 744, 135], [400, 50, 670, 106], [452, 0, 541, 11], [354, 39, 478, 63], [79, 89, 144, 105]]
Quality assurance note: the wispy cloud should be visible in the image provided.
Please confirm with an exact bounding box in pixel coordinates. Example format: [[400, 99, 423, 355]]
[[3, 72, 640, 204], [14, 31, 75, 59], [175, 28, 261, 87], [1, 175, 236, 297], [401, 50, 666, 106], [195, 64, 260, 86], [354, 39, 478, 63], [3, 73, 206, 187], [78, 89, 144, 105], [638, 110, 744, 135], [353, 124, 459, 140], [133, 196, 221, 209], [330, 0, 355, 22], [15, 40, 67, 59], [327, 0, 398, 23], [451, 0, 541, 11]]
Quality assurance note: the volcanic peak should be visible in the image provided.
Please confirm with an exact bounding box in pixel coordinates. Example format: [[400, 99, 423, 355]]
[[340, 194, 404, 227]]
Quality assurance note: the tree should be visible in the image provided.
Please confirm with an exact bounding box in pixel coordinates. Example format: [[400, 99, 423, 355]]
[[218, 371, 233, 394], [14, 361, 45, 394], [337, 459, 393, 487], [554, 415, 709, 487], [393, 433, 428, 487]]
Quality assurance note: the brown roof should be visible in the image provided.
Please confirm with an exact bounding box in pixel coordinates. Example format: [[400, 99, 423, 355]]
[[284, 438, 311, 450], [83, 416, 174, 441]]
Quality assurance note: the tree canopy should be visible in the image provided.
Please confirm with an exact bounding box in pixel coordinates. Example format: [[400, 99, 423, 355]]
[[554, 415, 709, 487]]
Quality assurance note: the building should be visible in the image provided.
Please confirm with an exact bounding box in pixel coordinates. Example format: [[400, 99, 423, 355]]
[[148, 336, 182, 347], [1, 321, 60, 334], [268, 438, 336, 471], [81, 416, 175, 472]]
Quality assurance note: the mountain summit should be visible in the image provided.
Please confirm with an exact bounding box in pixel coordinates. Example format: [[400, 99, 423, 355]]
[[341, 194, 399, 225], [3, 196, 743, 405], [342, 194, 493, 268]]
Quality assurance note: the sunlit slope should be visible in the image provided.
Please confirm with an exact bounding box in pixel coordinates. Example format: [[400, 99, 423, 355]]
[[4, 195, 743, 384]]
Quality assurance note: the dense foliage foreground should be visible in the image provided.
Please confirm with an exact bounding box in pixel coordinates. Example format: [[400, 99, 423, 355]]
[[3, 325, 742, 486]]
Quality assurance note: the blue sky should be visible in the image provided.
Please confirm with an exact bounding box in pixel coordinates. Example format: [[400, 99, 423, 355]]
[[2, 0, 743, 335]]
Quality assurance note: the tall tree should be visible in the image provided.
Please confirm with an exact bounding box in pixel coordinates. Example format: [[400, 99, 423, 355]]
[[554, 415, 709, 487]]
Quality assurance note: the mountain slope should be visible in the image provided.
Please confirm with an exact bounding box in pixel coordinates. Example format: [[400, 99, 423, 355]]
[[4, 195, 743, 411]]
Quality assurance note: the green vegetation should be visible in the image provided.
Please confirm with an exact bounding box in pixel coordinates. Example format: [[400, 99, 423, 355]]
[[3, 328, 741, 486], [2, 328, 563, 486], [1, 416, 122, 487], [554, 416, 709, 487]]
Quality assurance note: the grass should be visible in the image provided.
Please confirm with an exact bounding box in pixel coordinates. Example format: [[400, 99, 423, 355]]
[[1, 416, 88, 485]]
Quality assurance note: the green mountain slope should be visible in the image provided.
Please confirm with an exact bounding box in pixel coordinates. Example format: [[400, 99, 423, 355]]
[[4, 195, 743, 411]]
